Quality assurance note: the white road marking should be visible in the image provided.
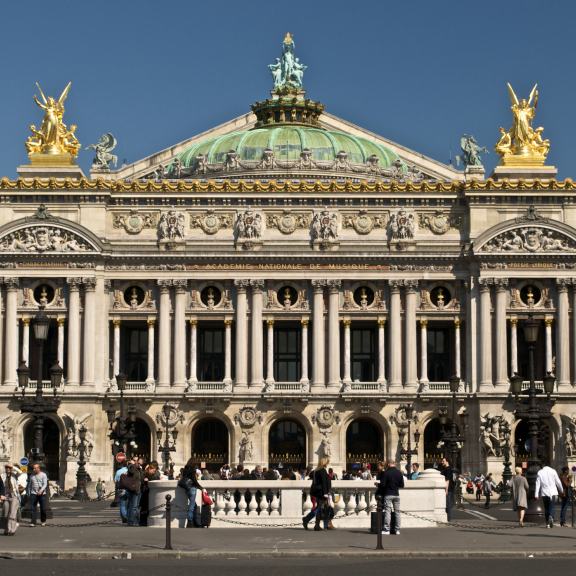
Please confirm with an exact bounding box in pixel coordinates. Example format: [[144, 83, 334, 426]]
[[461, 509, 497, 520]]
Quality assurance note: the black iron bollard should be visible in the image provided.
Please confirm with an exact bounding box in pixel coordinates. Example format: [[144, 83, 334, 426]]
[[376, 494, 383, 550], [165, 494, 173, 551]]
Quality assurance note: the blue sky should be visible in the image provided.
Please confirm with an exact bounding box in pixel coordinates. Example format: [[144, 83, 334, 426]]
[[1, 0, 575, 179]]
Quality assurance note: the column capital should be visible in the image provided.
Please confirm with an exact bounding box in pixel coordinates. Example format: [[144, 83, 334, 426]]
[[389, 279, 402, 294], [158, 279, 172, 294], [147, 319, 156, 327], [454, 318, 461, 329], [5, 277, 19, 291], [327, 279, 341, 293], [404, 279, 418, 294], [478, 277, 493, 293], [66, 277, 81, 291], [311, 279, 326, 293], [420, 319, 428, 327], [557, 278, 571, 293], [266, 318, 275, 327], [377, 319, 386, 327], [22, 318, 30, 326], [189, 319, 198, 327], [510, 318, 518, 327], [82, 277, 97, 291], [113, 319, 121, 327], [224, 319, 234, 327], [494, 278, 509, 292], [173, 279, 187, 294], [234, 279, 250, 293], [57, 317, 65, 327], [342, 319, 351, 328], [544, 318, 553, 327], [250, 279, 265, 294], [301, 318, 310, 326]]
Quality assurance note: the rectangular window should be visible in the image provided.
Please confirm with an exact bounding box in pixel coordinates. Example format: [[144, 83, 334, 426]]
[[274, 327, 301, 382], [198, 327, 224, 382], [351, 328, 376, 382], [427, 328, 450, 382], [126, 328, 148, 382]]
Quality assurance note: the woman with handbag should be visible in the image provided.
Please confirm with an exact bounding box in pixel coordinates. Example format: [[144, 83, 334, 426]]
[[179, 459, 202, 528], [313, 456, 337, 531]]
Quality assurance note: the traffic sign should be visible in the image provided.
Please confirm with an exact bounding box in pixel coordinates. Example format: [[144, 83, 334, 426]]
[[572, 466, 576, 473], [20, 457, 29, 467], [116, 452, 126, 463]]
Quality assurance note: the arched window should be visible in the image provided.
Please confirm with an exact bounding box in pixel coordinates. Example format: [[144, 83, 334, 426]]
[[192, 419, 229, 470], [131, 418, 152, 465], [346, 419, 383, 471], [269, 420, 306, 469]]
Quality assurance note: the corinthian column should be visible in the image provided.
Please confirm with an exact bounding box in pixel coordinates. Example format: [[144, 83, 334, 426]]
[[311, 280, 326, 390], [189, 319, 198, 385], [224, 319, 233, 386], [301, 318, 310, 384], [510, 318, 518, 376], [250, 280, 265, 388], [327, 280, 341, 391], [556, 278, 571, 391], [377, 319, 386, 384], [57, 317, 65, 368], [388, 280, 402, 391], [3, 278, 18, 387], [147, 319, 155, 383], [479, 278, 493, 392], [66, 278, 81, 387], [454, 319, 461, 380], [404, 280, 418, 392], [81, 278, 97, 387], [266, 318, 274, 384], [545, 318, 553, 374], [342, 319, 351, 384], [494, 278, 509, 391], [113, 319, 120, 378], [173, 279, 187, 388], [234, 280, 249, 392], [157, 280, 172, 388], [420, 319, 428, 385]]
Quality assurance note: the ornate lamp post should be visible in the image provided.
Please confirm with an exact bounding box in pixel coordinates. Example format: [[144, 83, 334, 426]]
[[18, 305, 64, 519], [498, 421, 517, 501], [439, 374, 469, 509], [511, 314, 555, 523], [107, 371, 137, 508], [399, 404, 421, 476], [157, 403, 178, 474], [73, 424, 92, 501]]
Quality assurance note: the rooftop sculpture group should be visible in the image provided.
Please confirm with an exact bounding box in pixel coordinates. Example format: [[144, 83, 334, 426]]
[[268, 32, 307, 90]]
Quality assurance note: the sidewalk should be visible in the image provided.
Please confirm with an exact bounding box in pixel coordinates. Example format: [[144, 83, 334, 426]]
[[2, 519, 576, 558]]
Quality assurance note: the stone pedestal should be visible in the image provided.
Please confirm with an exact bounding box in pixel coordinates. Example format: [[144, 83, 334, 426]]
[[485, 455, 504, 484], [488, 166, 558, 181], [17, 164, 86, 180], [464, 165, 485, 181]]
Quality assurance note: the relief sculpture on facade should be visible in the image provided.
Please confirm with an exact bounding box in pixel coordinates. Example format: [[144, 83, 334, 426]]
[[483, 227, 576, 252], [0, 416, 12, 459], [190, 209, 233, 235], [267, 210, 310, 234], [113, 210, 157, 234], [0, 226, 94, 252]]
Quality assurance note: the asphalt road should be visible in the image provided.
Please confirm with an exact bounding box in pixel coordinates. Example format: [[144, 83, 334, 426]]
[[4, 558, 575, 575]]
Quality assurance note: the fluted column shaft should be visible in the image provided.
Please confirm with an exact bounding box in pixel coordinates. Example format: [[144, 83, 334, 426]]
[[389, 281, 402, 390], [157, 280, 172, 388], [377, 319, 386, 383], [557, 279, 570, 391], [342, 319, 351, 383], [420, 319, 428, 384], [494, 279, 508, 390], [479, 278, 493, 391], [250, 280, 264, 388], [234, 281, 249, 391], [327, 280, 341, 390], [301, 319, 309, 384], [66, 278, 81, 387], [404, 281, 418, 391], [312, 281, 325, 389], [3, 279, 18, 387], [224, 319, 232, 384], [173, 280, 187, 388], [147, 319, 155, 382], [266, 319, 274, 384]]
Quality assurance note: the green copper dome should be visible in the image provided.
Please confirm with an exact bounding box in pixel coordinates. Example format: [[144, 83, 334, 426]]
[[174, 127, 405, 169]]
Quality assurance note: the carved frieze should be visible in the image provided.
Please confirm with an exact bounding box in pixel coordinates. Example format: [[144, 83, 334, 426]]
[[190, 209, 233, 235], [266, 210, 310, 234], [0, 226, 96, 253], [483, 227, 576, 252]]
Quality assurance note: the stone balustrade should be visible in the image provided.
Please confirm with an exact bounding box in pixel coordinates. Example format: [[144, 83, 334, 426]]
[[148, 469, 447, 528]]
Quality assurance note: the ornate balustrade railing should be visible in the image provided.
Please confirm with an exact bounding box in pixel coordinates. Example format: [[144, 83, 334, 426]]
[[29, 379, 65, 390]]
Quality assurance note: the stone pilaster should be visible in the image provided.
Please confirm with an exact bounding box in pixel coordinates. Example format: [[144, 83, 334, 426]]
[[82, 277, 97, 387], [311, 280, 326, 390], [224, 319, 233, 386], [157, 279, 172, 388], [404, 280, 418, 392], [234, 280, 249, 392], [147, 319, 155, 383], [250, 280, 265, 388], [188, 319, 198, 385], [65, 278, 81, 387], [266, 318, 274, 385], [556, 278, 571, 391], [301, 318, 310, 385], [327, 279, 341, 391], [388, 280, 402, 391], [478, 277, 493, 392], [173, 279, 187, 388], [342, 318, 351, 384], [419, 319, 428, 386], [494, 278, 508, 391], [510, 318, 518, 377], [377, 318, 386, 384]]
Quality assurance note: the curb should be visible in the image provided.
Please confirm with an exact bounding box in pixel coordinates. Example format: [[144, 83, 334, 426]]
[[2, 550, 576, 559]]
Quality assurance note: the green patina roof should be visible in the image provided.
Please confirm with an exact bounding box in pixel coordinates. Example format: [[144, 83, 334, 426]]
[[174, 126, 406, 170]]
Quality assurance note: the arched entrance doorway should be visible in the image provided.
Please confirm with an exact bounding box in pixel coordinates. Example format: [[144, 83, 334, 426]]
[[269, 419, 306, 470], [192, 419, 229, 471], [346, 419, 383, 471], [423, 418, 461, 470], [514, 419, 551, 469], [131, 418, 152, 465], [24, 418, 60, 481]]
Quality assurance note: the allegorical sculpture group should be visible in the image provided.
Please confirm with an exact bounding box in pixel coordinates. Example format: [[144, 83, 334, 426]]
[[268, 32, 307, 90]]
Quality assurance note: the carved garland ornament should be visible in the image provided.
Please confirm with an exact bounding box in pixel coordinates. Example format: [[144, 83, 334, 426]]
[[190, 209, 233, 235], [113, 211, 158, 234], [266, 210, 310, 234], [311, 405, 340, 428], [342, 210, 387, 235], [233, 406, 263, 427], [418, 210, 462, 235]]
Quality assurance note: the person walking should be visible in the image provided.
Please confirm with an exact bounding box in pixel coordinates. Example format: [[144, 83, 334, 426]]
[[312, 456, 336, 531], [181, 459, 202, 528], [510, 467, 529, 526], [535, 464, 563, 528], [1, 463, 21, 535], [560, 466, 572, 527], [96, 478, 103, 500], [114, 463, 129, 523], [375, 459, 404, 535], [441, 457, 455, 520], [27, 463, 48, 527], [125, 457, 144, 527], [483, 474, 493, 509]]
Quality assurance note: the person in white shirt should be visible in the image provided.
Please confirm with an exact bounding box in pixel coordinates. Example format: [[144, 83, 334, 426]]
[[535, 465, 563, 528]]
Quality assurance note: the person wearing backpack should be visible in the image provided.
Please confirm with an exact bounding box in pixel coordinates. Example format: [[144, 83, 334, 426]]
[[483, 474, 494, 509], [179, 459, 202, 528]]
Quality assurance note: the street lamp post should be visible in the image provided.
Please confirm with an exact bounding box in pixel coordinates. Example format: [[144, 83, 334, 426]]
[[18, 305, 64, 520], [510, 314, 555, 523], [107, 371, 137, 508], [399, 404, 421, 476], [439, 374, 469, 509], [73, 424, 92, 501], [499, 421, 516, 502], [157, 403, 178, 475]]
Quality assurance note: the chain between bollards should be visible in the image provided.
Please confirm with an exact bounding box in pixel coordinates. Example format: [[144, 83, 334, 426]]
[[375, 494, 383, 550], [165, 495, 173, 550]]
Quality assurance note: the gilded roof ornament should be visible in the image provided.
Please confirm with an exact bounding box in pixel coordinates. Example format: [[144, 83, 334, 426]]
[[494, 83, 550, 168]]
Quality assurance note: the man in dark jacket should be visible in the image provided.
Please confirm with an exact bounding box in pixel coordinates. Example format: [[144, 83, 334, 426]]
[[126, 457, 144, 527], [375, 459, 404, 535]]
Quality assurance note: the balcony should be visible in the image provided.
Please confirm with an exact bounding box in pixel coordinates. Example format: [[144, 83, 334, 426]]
[[29, 379, 65, 391], [106, 380, 156, 394]]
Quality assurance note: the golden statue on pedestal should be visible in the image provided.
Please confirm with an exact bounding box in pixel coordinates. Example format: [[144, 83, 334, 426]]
[[25, 82, 80, 164], [494, 83, 550, 167]]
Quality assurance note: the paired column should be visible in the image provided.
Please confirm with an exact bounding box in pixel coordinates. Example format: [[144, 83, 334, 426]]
[[327, 280, 341, 391], [478, 278, 493, 391], [188, 319, 198, 384], [510, 318, 518, 376], [157, 280, 172, 388], [419, 319, 428, 385], [57, 318, 65, 368], [224, 319, 233, 385], [147, 319, 155, 383], [545, 319, 553, 374], [250, 280, 264, 388], [404, 280, 418, 391], [454, 319, 461, 380], [573, 284, 576, 386], [173, 280, 187, 388], [66, 278, 81, 387], [494, 278, 509, 391], [4, 278, 18, 387], [300, 318, 309, 384], [556, 278, 570, 391], [377, 319, 386, 384], [266, 319, 274, 384], [342, 319, 351, 384], [82, 277, 97, 386], [311, 280, 326, 389], [388, 280, 402, 391], [234, 280, 249, 391], [22, 318, 30, 366], [113, 319, 121, 378]]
